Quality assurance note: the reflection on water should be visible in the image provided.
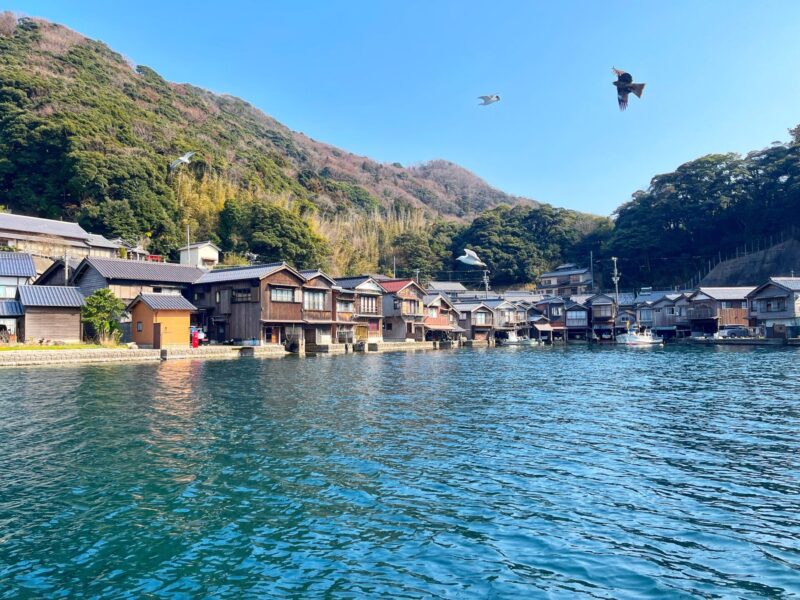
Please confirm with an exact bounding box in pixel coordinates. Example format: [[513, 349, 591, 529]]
[[1, 345, 799, 598]]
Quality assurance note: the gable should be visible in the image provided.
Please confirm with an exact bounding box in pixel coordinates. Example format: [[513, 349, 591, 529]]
[[356, 280, 384, 293]]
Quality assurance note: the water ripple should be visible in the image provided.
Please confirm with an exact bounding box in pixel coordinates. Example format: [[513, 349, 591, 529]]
[[1, 345, 799, 598]]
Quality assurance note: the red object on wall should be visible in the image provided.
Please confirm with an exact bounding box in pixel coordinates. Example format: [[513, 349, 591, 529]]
[[191, 330, 199, 348]]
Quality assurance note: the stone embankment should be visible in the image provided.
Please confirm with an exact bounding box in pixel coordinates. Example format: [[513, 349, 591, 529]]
[[0, 348, 161, 367]]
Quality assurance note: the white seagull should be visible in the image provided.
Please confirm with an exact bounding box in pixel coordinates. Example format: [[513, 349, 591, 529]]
[[169, 151, 196, 171], [478, 95, 500, 106], [456, 248, 487, 267]]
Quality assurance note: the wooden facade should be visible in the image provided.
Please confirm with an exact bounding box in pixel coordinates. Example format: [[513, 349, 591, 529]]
[[381, 280, 426, 341], [18, 307, 82, 343]]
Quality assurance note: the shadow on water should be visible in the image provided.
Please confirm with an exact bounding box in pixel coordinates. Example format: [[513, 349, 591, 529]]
[[1, 345, 799, 598]]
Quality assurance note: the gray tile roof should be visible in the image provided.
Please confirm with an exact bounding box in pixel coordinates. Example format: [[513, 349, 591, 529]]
[[18, 285, 84, 308], [695, 287, 756, 300], [85, 258, 206, 284], [86, 234, 121, 249], [771, 277, 800, 291], [130, 294, 197, 311], [0, 213, 89, 240], [0, 299, 24, 317], [539, 267, 590, 278], [426, 281, 468, 292], [453, 302, 492, 312], [0, 251, 36, 278], [194, 262, 285, 285], [334, 275, 371, 289]]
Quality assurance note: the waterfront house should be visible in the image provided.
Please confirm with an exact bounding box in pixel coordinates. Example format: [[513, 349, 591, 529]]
[[34, 257, 83, 287], [534, 296, 566, 341], [537, 264, 593, 297], [565, 301, 591, 341], [423, 293, 463, 342], [586, 293, 615, 339], [70, 257, 206, 304], [15, 285, 85, 343], [298, 269, 337, 352], [484, 299, 526, 341], [380, 279, 427, 341], [453, 301, 495, 342], [0, 252, 37, 342], [746, 277, 800, 338], [179, 241, 220, 269], [0, 213, 120, 263], [687, 287, 755, 335], [333, 276, 385, 344], [425, 281, 467, 297], [127, 294, 197, 349], [191, 262, 305, 347]]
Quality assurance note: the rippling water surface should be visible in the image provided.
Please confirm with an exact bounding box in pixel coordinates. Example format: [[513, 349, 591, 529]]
[[1, 345, 800, 598]]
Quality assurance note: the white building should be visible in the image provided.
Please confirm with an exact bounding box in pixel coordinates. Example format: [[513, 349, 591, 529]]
[[179, 241, 220, 269]]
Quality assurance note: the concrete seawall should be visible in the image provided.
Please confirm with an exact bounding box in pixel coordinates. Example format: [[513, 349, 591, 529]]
[[0, 348, 162, 368]]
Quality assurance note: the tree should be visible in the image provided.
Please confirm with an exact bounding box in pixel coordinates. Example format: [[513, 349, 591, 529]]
[[81, 289, 125, 344]]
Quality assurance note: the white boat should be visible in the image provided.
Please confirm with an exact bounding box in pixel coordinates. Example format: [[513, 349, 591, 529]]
[[500, 331, 539, 346], [615, 329, 663, 346]]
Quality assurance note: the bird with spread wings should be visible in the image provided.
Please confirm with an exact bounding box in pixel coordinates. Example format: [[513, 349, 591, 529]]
[[612, 68, 645, 111]]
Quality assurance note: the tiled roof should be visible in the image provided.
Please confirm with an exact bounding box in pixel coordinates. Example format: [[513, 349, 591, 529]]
[[695, 287, 756, 300], [0, 251, 36, 278], [0, 213, 89, 240], [426, 281, 468, 292], [18, 285, 84, 308], [0, 299, 24, 317], [194, 262, 285, 284], [379, 279, 415, 293], [453, 302, 491, 312], [771, 277, 800, 291], [129, 294, 197, 311], [299, 269, 336, 284], [86, 234, 121, 249], [85, 257, 207, 284], [539, 267, 590, 278]]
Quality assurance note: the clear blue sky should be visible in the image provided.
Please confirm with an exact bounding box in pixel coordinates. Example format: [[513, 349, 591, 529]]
[[6, 1, 800, 215]]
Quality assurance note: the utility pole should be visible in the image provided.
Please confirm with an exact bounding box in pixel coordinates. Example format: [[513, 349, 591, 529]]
[[414, 268, 420, 284], [611, 257, 620, 340], [393, 256, 396, 279], [590, 251, 595, 292], [483, 270, 490, 299]]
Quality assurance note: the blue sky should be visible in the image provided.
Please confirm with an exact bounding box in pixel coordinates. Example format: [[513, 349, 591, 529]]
[[6, 1, 800, 215]]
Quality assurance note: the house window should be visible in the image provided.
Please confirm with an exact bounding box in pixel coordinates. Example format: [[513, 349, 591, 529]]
[[337, 300, 354, 313], [304, 290, 326, 311], [461, 312, 468, 319], [215, 291, 221, 304], [136, 322, 143, 332], [428, 307, 438, 318], [665, 306, 675, 315], [271, 287, 294, 303], [764, 298, 786, 312], [385, 322, 393, 331], [551, 306, 563, 317], [402, 300, 420, 314], [232, 288, 251, 303], [360, 296, 377, 314], [593, 305, 612, 317], [474, 311, 487, 325], [153, 287, 162, 293], [194, 292, 205, 302]]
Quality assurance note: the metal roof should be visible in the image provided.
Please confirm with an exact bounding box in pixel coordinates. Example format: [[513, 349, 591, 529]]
[[298, 269, 336, 284], [0, 251, 36, 278], [379, 279, 416, 293], [84, 257, 207, 284], [86, 234, 121, 249], [453, 302, 492, 312], [0, 299, 24, 317], [194, 262, 286, 284], [0, 213, 89, 240], [178, 241, 221, 251], [770, 277, 800, 291], [426, 281, 468, 292], [334, 275, 372, 289], [17, 285, 84, 308], [129, 294, 197, 311], [539, 266, 590, 278], [694, 287, 756, 300]]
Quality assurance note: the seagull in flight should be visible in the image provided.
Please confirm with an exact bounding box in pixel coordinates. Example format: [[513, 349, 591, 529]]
[[612, 68, 645, 111], [457, 248, 487, 267], [478, 95, 500, 106], [169, 151, 196, 171]]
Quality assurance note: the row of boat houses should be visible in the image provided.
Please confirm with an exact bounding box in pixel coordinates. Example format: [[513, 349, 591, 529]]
[[3, 248, 800, 349]]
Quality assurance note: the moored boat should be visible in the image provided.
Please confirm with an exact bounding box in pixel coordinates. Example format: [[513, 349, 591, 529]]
[[616, 329, 663, 346]]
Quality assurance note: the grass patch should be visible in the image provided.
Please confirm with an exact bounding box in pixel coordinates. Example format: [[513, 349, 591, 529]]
[[0, 344, 126, 352]]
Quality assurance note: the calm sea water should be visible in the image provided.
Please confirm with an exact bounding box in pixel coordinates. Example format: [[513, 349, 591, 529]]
[[1, 345, 799, 599]]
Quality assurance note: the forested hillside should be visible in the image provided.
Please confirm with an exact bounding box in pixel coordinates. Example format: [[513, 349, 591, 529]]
[[0, 15, 582, 276]]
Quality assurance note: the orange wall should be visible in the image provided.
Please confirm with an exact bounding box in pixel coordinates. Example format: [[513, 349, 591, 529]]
[[131, 303, 191, 348]]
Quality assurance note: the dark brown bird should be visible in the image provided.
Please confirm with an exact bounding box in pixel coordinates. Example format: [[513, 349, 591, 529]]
[[612, 67, 645, 111]]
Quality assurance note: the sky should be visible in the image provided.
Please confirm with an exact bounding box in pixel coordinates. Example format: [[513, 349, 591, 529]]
[[5, 1, 800, 215]]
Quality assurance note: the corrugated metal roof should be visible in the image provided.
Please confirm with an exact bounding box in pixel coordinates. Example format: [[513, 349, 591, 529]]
[[0, 299, 24, 317], [695, 287, 756, 300], [334, 276, 372, 289], [130, 294, 197, 311], [453, 302, 492, 312], [771, 277, 800, 291], [194, 262, 285, 284], [0, 251, 36, 278], [85, 257, 206, 284], [0, 213, 89, 240], [18, 285, 84, 307]]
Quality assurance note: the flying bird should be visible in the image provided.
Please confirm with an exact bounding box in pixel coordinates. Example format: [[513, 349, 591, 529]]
[[612, 68, 645, 111], [478, 95, 500, 106], [169, 151, 196, 171], [457, 248, 487, 268]]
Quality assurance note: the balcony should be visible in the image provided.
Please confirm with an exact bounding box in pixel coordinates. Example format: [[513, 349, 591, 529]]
[[471, 318, 493, 327], [566, 319, 588, 327]]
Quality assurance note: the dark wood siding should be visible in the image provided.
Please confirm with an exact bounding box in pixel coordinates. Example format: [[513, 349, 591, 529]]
[[75, 265, 108, 298]]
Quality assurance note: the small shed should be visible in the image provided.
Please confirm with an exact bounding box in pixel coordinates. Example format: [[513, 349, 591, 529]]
[[16, 285, 85, 343], [0, 299, 24, 343], [179, 241, 220, 269], [127, 294, 197, 349]]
